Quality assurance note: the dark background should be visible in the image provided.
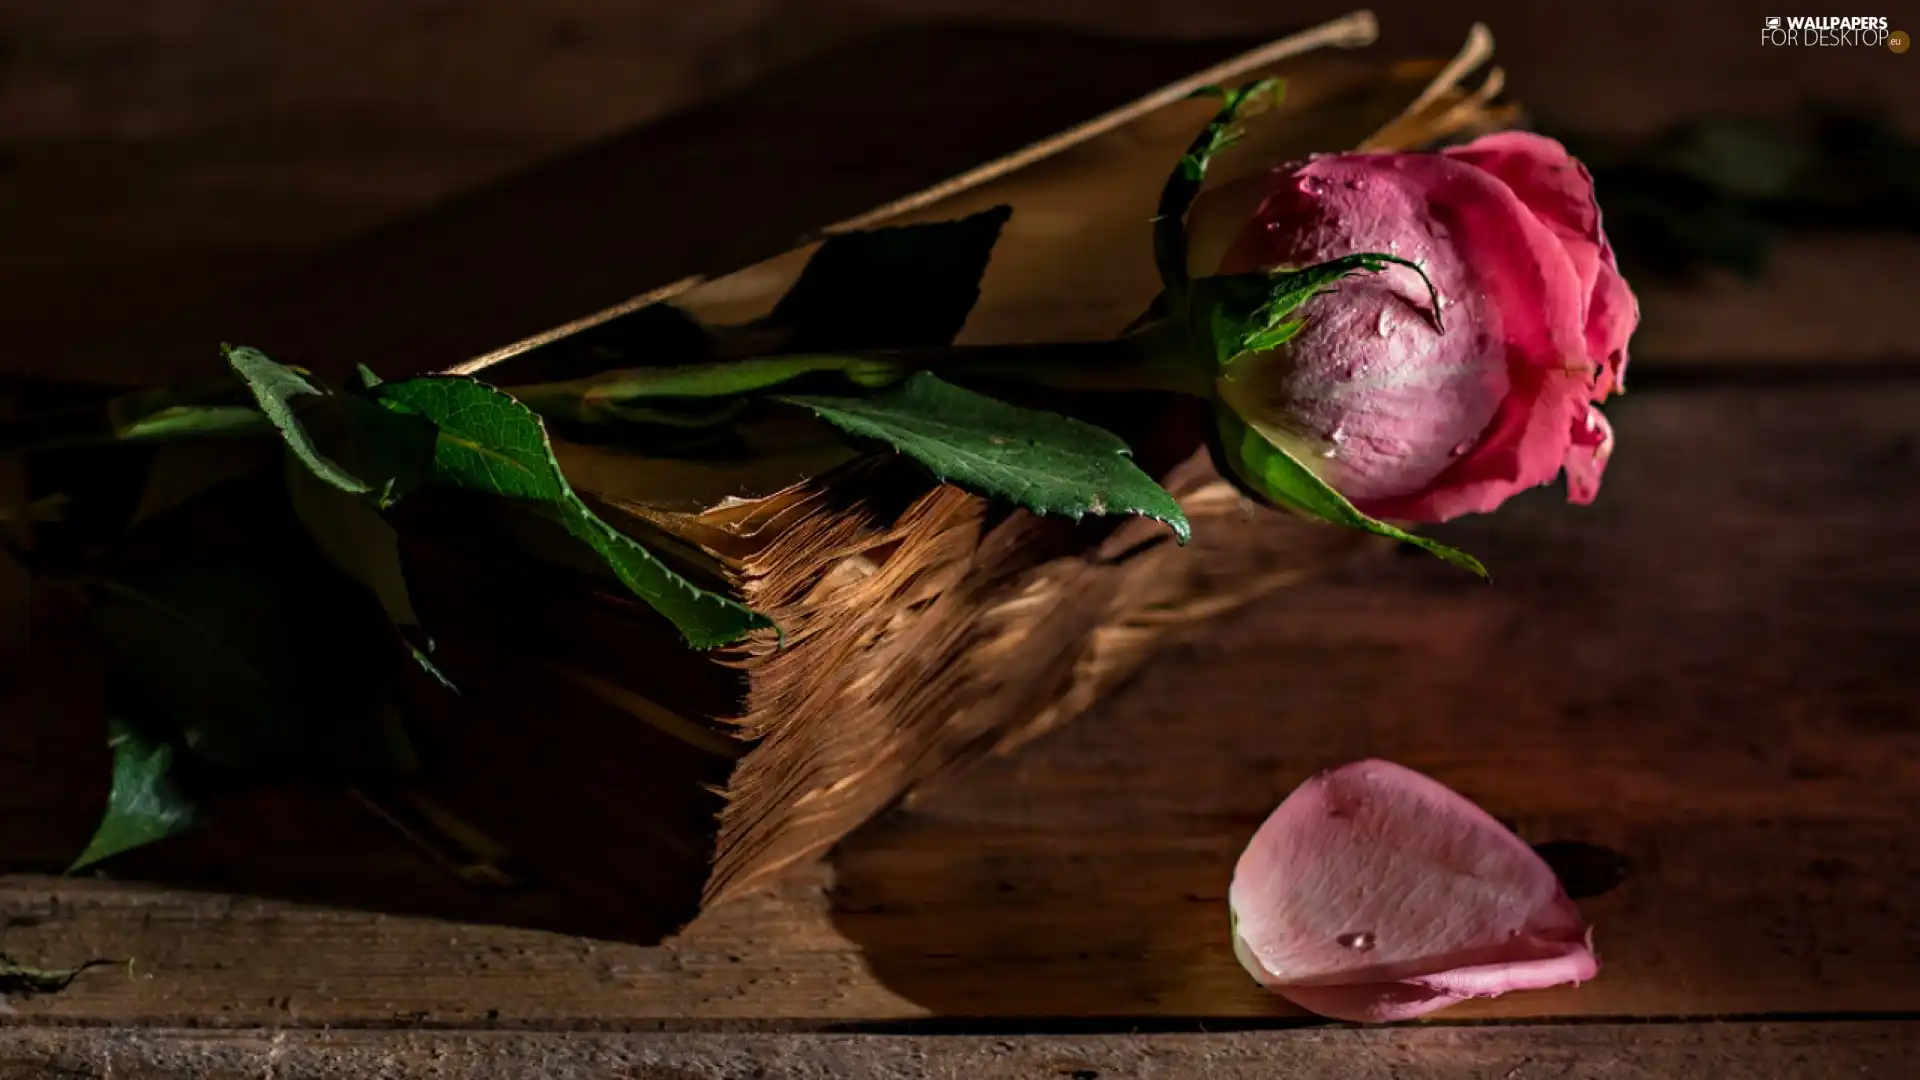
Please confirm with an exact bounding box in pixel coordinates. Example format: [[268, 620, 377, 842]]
[[2, 0, 1915, 388]]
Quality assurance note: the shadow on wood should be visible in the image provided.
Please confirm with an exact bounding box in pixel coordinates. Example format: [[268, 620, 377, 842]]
[[822, 380, 1920, 1019]]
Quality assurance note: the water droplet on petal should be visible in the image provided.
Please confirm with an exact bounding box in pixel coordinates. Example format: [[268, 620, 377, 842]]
[[1319, 446, 1337, 459], [1387, 239, 1400, 252], [1451, 439, 1476, 457], [1336, 931, 1377, 951], [1376, 310, 1393, 337]]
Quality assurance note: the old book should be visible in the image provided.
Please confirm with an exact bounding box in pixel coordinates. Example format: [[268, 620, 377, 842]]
[[45, 13, 1515, 940]]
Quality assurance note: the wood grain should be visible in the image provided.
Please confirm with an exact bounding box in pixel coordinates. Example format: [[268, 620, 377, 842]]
[[2, 378, 1914, 1025], [0, 1023, 1912, 1080]]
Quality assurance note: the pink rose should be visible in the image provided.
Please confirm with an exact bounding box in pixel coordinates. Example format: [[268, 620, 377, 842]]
[[1188, 133, 1639, 523], [1231, 760, 1599, 1022]]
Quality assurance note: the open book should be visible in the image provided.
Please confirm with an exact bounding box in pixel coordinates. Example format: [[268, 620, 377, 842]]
[[362, 12, 1513, 937]]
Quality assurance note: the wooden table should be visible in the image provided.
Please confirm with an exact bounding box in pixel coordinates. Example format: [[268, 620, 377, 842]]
[[3, 20, 1917, 1079]]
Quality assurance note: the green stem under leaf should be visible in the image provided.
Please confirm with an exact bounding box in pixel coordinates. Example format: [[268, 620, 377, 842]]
[[505, 316, 1210, 426], [0, 387, 270, 457], [1152, 80, 1285, 293]]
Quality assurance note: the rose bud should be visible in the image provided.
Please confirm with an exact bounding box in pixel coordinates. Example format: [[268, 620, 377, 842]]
[[1186, 132, 1638, 524], [1231, 759, 1599, 1023]]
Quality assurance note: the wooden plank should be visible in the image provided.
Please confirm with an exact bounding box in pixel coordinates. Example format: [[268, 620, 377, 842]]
[[0, 1023, 1912, 1080], [3, 377, 1915, 1024]]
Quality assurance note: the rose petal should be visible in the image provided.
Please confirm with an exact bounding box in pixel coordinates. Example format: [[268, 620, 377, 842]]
[[1267, 936, 1600, 1024], [1272, 982, 1465, 1024], [1355, 150, 1599, 520], [1230, 759, 1597, 1023], [1444, 133, 1601, 257], [1355, 366, 1591, 523], [1584, 261, 1638, 398], [1407, 939, 1600, 997], [1445, 132, 1638, 399], [1562, 404, 1614, 505]]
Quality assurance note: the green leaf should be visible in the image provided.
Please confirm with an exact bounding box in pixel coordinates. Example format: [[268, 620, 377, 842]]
[[372, 376, 772, 649], [220, 349, 446, 680], [225, 344, 371, 494], [70, 716, 198, 871], [0, 954, 121, 995], [1212, 407, 1485, 576], [0, 384, 268, 458], [508, 209, 1007, 422], [224, 346, 435, 504], [781, 372, 1189, 541], [509, 208, 1006, 391], [511, 354, 904, 426], [116, 405, 271, 442], [1154, 79, 1286, 289], [284, 460, 455, 691], [303, 394, 438, 509], [772, 206, 1012, 350], [85, 477, 416, 779]]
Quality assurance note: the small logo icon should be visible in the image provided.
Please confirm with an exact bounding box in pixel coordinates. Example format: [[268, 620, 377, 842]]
[[1892, 29, 1911, 52], [1765, 16, 1782, 29]]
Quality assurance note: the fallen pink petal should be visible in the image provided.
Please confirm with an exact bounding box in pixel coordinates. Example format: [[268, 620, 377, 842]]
[[1230, 760, 1598, 1022]]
